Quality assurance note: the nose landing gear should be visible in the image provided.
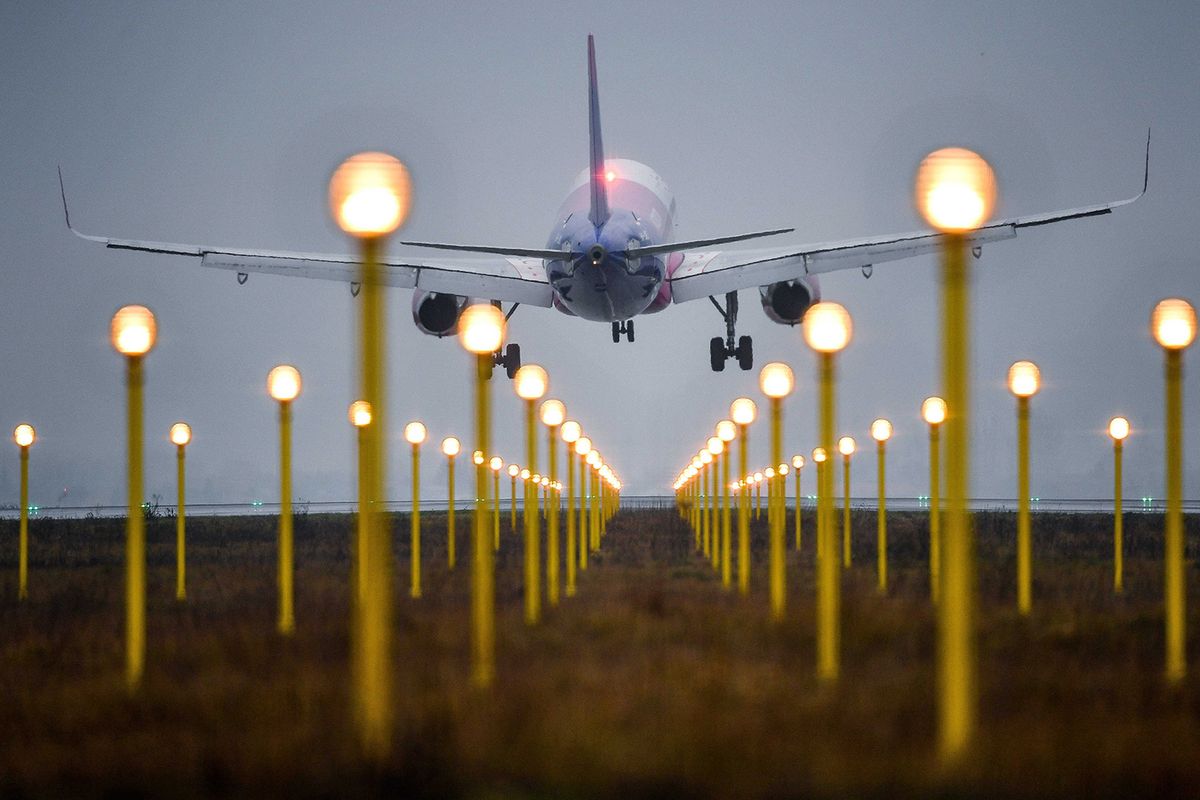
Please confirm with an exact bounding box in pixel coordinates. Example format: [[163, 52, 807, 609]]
[[708, 291, 753, 372], [612, 320, 635, 343], [490, 342, 521, 380]]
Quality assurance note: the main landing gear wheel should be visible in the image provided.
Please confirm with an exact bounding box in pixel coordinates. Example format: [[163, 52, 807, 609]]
[[611, 320, 634, 343], [491, 342, 521, 380], [707, 290, 753, 372]]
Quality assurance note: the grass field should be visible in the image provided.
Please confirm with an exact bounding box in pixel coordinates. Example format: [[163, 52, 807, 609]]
[[1, 506, 1198, 798]]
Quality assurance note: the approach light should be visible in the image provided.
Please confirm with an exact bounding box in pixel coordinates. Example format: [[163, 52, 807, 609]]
[[508, 464, 519, 477], [700, 450, 713, 465], [922, 396, 947, 426], [540, 399, 566, 427], [473, 450, 485, 466], [490, 456, 503, 472], [707, 436, 724, 456], [915, 147, 997, 233], [759, 362, 796, 398], [457, 304, 506, 354], [792, 454, 805, 469], [838, 436, 856, 457], [730, 397, 758, 426], [514, 365, 549, 400], [169, 422, 191, 447], [13, 424, 35, 448], [716, 419, 737, 442], [520, 468, 531, 481], [349, 400, 372, 428], [1007, 361, 1041, 398], [110, 305, 157, 356], [329, 152, 412, 237], [871, 419, 893, 442], [1108, 417, 1130, 441], [561, 420, 582, 443], [267, 365, 302, 402], [575, 437, 592, 456], [1151, 298, 1197, 350], [812, 447, 827, 464], [441, 436, 461, 457], [802, 302, 852, 353]]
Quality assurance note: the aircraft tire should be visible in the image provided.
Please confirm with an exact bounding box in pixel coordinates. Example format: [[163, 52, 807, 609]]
[[737, 336, 753, 371], [710, 337, 726, 372]]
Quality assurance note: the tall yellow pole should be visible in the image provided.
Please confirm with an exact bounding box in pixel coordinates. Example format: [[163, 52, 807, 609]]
[[817, 353, 839, 682], [547, 425, 560, 606], [566, 447, 576, 596], [756, 479, 762, 519], [447, 456, 456, 570], [1016, 395, 1031, 614], [579, 453, 589, 572], [510, 474, 517, 530], [816, 459, 824, 559], [590, 468, 600, 552], [411, 444, 421, 599], [176, 444, 186, 600], [721, 452, 731, 588], [1164, 348, 1185, 683], [126, 355, 145, 691], [703, 462, 712, 561], [471, 353, 495, 686], [18, 446, 29, 600], [939, 233, 975, 762], [842, 454, 852, 568], [524, 400, 540, 624], [877, 440, 887, 595], [1113, 440, 1123, 593], [738, 429, 750, 596], [278, 400, 294, 634], [710, 459, 720, 571], [356, 426, 368, 602], [491, 468, 500, 553], [769, 397, 785, 621], [929, 423, 941, 603]]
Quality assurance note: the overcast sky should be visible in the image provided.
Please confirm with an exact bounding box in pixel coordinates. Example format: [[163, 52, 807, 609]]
[[1, 1, 1197, 508]]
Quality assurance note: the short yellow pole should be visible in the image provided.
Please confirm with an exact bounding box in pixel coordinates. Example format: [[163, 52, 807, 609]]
[[842, 453, 852, 569], [816, 458, 824, 559], [18, 446, 29, 600], [794, 464, 802, 551], [769, 397, 785, 621], [524, 399, 540, 625], [278, 400, 294, 634], [579, 453, 589, 572], [877, 439, 887, 594], [447, 455, 456, 570], [590, 468, 600, 552], [411, 443, 422, 599], [721, 451, 731, 589], [1164, 348, 1185, 683], [491, 467, 500, 553], [510, 474, 517, 530], [1113, 440, 1123, 593], [126, 355, 146, 690], [738, 427, 750, 596], [176, 443, 186, 600], [929, 422, 941, 604], [356, 425, 368, 602], [547, 424, 560, 606], [566, 448, 576, 596], [1016, 395, 1031, 614]]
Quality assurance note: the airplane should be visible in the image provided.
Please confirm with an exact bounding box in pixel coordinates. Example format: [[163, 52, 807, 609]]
[[61, 35, 1148, 376]]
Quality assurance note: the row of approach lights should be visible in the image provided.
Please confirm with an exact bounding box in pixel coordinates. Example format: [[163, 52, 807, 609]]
[[668, 144, 1197, 767]]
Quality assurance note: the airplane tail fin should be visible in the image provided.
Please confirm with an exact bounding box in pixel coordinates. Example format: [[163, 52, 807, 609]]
[[587, 34, 610, 228]]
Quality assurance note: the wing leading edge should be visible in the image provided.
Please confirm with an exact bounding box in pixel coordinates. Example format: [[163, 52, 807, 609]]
[[668, 132, 1150, 304]]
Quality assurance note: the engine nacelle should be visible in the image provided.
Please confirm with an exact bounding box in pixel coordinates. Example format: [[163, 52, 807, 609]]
[[411, 290, 469, 337], [758, 277, 820, 325]]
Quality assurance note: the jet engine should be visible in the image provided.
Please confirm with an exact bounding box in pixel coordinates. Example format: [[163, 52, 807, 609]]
[[411, 290, 469, 337], [758, 277, 819, 325]]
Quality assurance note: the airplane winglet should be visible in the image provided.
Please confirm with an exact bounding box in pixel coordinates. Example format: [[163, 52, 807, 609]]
[[1140, 126, 1150, 196], [57, 166, 107, 244]]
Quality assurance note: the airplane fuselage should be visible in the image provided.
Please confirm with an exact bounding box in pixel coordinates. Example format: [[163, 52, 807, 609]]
[[545, 158, 678, 322]]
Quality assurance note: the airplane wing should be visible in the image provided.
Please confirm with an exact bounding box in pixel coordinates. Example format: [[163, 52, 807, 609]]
[[59, 173, 552, 307], [668, 135, 1150, 304]]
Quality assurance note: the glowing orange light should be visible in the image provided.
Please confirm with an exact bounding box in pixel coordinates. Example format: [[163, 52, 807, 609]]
[[267, 365, 302, 402], [13, 424, 35, 448], [329, 152, 412, 237], [1151, 298, 1197, 350], [457, 304, 506, 354], [441, 436, 460, 457], [871, 419, 893, 442], [605, 170, 616, 183], [349, 400, 372, 428], [1108, 417, 1130, 441], [915, 147, 997, 233], [169, 422, 192, 447], [110, 305, 157, 356]]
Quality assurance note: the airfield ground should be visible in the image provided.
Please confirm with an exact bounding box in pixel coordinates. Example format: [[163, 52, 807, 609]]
[[1, 508, 1198, 798]]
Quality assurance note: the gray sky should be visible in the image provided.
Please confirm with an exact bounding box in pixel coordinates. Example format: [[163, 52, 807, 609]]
[[1, 1, 1197, 507]]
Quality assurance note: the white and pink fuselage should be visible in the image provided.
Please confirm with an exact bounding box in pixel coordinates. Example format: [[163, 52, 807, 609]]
[[544, 158, 681, 321]]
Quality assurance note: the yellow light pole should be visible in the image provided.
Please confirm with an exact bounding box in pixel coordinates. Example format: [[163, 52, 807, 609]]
[[111, 305, 156, 691], [791, 454, 805, 552], [870, 419, 892, 594], [917, 145, 996, 761], [700, 448, 714, 561], [838, 436, 856, 569], [730, 397, 757, 595], [349, 401, 373, 602], [561, 420, 582, 596], [717, 420, 737, 588], [457, 303, 506, 688], [268, 365, 302, 634], [761, 362, 795, 620], [541, 399, 566, 606], [575, 437, 592, 571], [404, 421, 427, 599], [519, 467, 531, 545], [812, 447, 827, 558], [922, 396, 947, 603], [1152, 297, 1196, 683], [803, 301, 853, 683], [587, 451, 601, 551], [1008, 360, 1041, 615], [13, 424, 35, 600], [507, 463, 519, 531], [754, 471, 764, 519], [1107, 417, 1129, 593], [514, 364, 548, 625], [331, 152, 410, 756], [707, 437, 725, 575], [169, 422, 192, 600], [489, 456, 503, 558], [441, 436, 461, 570]]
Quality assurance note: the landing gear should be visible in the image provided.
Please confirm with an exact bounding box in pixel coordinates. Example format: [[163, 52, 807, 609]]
[[612, 320, 634, 343], [707, 292, 753, 372], [491, 342, 521, 379]]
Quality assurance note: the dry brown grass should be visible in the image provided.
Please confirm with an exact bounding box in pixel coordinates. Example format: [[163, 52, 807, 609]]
[[0, 508, 1197, 798]]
